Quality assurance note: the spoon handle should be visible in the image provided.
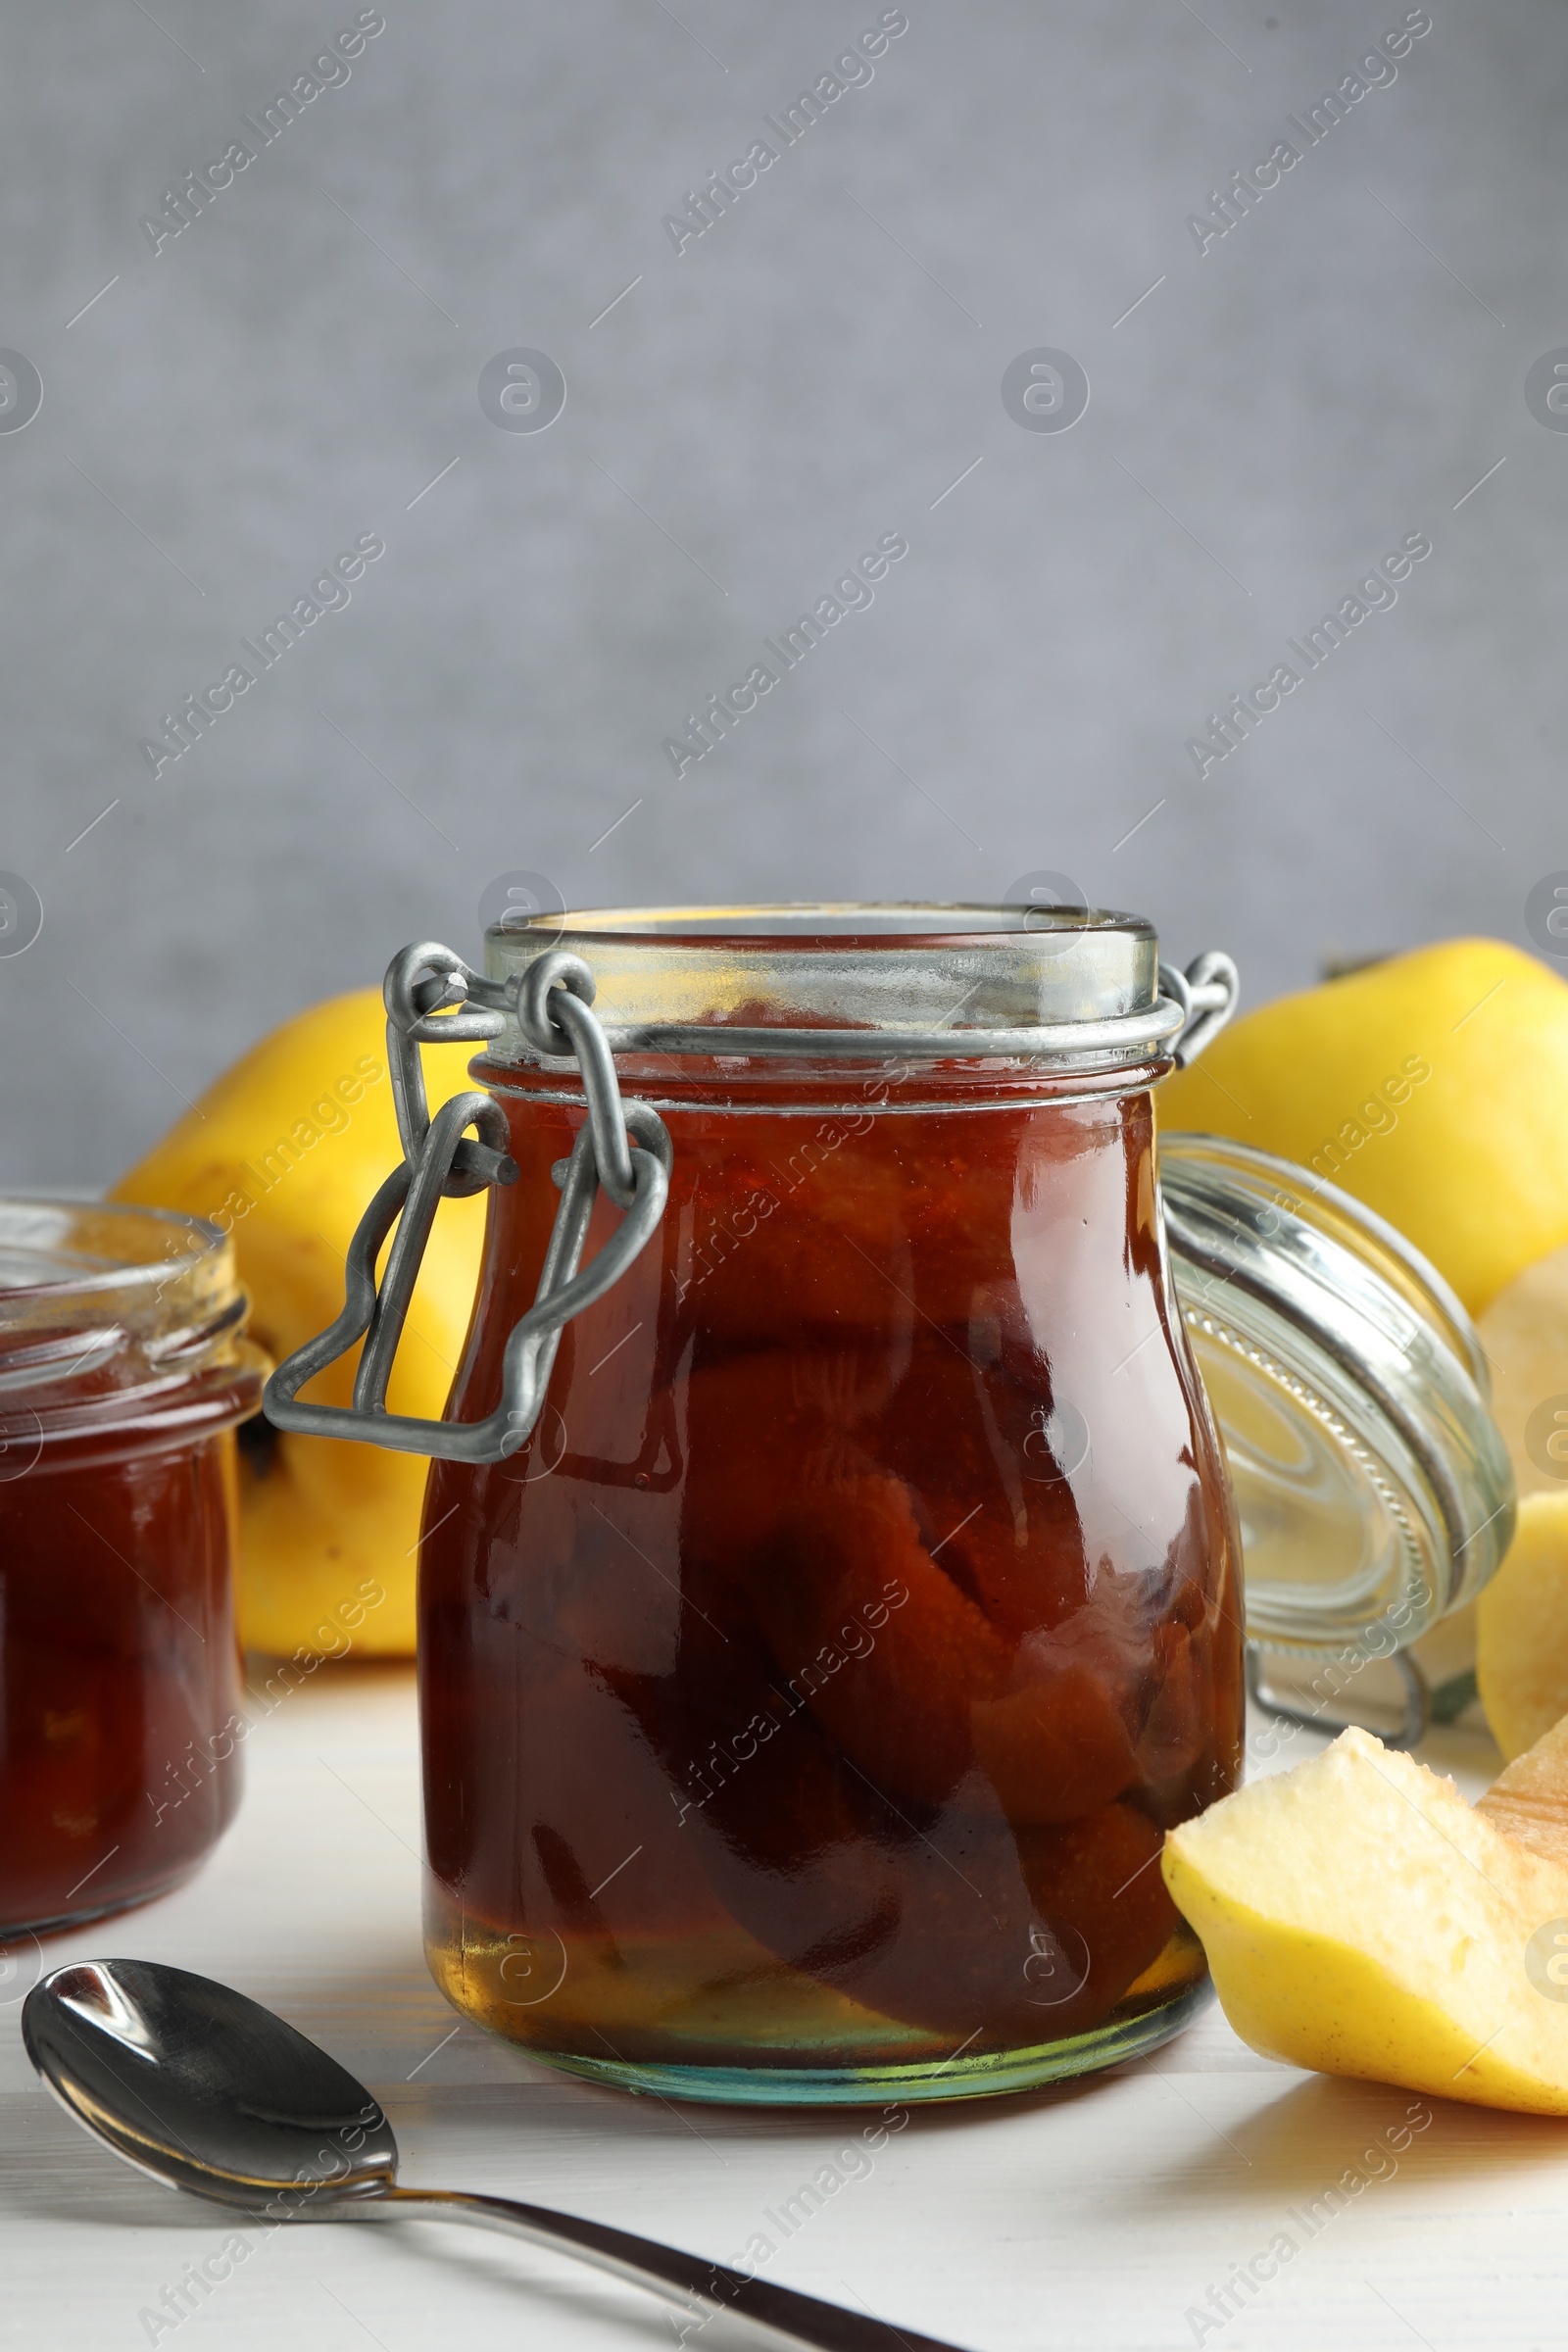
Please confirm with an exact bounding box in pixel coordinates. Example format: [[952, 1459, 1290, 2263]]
[[360, 2184, 973, 2351]]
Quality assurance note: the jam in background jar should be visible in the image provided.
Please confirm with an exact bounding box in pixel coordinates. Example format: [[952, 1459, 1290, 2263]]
[[0, 1202, 264, 1936], [416, 910, 1245, 2102]]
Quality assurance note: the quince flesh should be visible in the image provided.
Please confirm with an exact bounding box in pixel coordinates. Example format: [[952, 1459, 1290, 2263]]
[[1476, 1238, 1568, 1501], [1477, 1712, 1568, 1872], [113, 989, 484, 1656], [1478, 1492, 1568, 1759], [1157, 938, 1568, 1315], [1163, 1724, 1568, 2114]]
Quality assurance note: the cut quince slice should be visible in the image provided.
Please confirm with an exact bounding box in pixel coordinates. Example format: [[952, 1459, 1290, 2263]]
[[1477, 1713, 1568, 1871], [1477, 1492, 1568, 1760], [1475, 1237, 1568, 1501], [1163, 1725, 1568, 2114]]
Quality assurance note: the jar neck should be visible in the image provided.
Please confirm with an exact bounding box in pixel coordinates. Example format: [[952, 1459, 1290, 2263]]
[[473, 1053, 1174, 1117]]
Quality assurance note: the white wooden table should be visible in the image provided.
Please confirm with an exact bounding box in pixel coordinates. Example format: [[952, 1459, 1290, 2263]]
[[3, 1664, 1560, 2352]]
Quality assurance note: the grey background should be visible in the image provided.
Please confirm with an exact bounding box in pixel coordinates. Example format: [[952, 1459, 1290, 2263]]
[[1, 0, 1563, 1186]]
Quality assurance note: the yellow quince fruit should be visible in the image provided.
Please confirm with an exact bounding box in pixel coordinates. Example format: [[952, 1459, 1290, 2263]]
[[1163, 1723, 1568, 2113], [113, 991, 485, 1657], [1157, 939, 1568, 1315]]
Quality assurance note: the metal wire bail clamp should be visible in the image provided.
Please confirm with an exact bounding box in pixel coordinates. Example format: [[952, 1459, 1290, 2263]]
[[262, 943, 673, 1463]]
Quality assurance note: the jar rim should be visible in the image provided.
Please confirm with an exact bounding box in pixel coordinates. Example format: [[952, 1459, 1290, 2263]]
[[498, 901, 1155, 950], [0, 1200, 264, 1449], [0, 1199, 224, 1317]]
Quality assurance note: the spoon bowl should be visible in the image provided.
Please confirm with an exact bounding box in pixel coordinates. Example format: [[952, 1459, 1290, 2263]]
[[24, 1958, 395, 2206]]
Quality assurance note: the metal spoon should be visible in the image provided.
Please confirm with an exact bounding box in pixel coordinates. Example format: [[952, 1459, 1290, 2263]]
[[23, 1958, 971, 2352]]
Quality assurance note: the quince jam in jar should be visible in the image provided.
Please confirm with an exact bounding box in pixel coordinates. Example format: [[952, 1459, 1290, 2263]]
[[414, 908, 1244, 2103], [0, 1203, 264, 1936]]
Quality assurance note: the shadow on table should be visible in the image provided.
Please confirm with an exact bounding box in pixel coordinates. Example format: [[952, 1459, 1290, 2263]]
[[0, 2087, 930, 2352], [0, 2120, 763, 2351], [0, 2088, 207, 2231], [363, 2207, 867, 2352], [1116, 2069, 1568, 2219]]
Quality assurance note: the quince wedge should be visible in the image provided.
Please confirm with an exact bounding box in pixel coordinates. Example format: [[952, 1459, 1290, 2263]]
[[1162, 1724, 1568, 2114], [1476, 1238, 1568, 1501], [113, 989, 486, 1658], [1477, 1491, 1568, 1760], [1156, 938, 1568, 1315]]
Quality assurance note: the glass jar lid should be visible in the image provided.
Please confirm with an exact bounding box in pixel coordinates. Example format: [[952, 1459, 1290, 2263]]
[[1159, 1135, 1515, 1654]]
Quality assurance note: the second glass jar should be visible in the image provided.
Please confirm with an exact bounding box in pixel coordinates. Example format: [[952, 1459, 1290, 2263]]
[[0, 1202, 263, 1936]]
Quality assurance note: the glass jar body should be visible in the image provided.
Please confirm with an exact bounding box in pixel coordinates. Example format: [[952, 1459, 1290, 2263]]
[[0, 1204, 261, 1936], [419, 1064, 1244, 2102]]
